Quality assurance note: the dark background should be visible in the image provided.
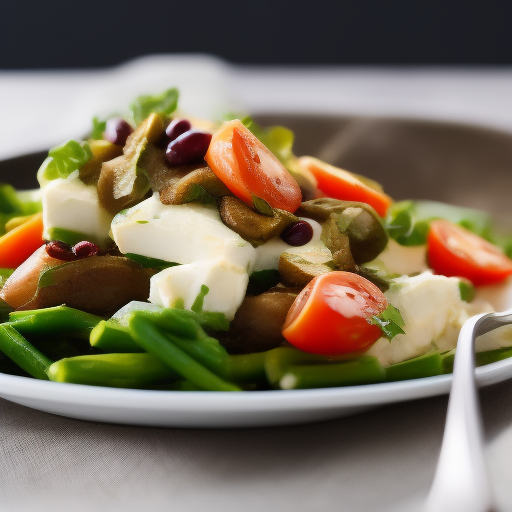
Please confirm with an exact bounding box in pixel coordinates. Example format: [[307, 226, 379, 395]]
[[2, 0, 511, 69]]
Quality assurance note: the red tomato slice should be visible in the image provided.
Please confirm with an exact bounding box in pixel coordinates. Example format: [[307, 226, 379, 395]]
[[205, 120, 302, 213], [282, 271, 388, 356], [427, 219, 512, 286], [297, 156, 392, 217]]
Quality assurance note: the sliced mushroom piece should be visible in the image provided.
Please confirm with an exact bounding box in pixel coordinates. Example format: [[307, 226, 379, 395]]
[[97, 113, 164, 215], [20, 256, 153, 317], [217, 287, 299, 354], [297, 197, 373, 221], [160, 166, 230, 205], [279, 250, 337, 288], [299, 198, 388, 264], [0, 246, 63, 309], [79, 140, 123, 184], [219, 196, 297, 246], [141, 142, 230, 205], [334, 206, 388, 263], [321, 215, 357, 270]]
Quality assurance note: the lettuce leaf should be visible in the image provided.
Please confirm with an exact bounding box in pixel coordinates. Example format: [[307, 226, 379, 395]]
[[37, 140, 92, 183], [130, 88, 179, 125], [90, 117, 106, 140], [385, 200, 494, 246]]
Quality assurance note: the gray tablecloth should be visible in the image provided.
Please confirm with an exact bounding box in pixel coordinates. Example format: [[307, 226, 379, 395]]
[[3, 381, 512, 512]]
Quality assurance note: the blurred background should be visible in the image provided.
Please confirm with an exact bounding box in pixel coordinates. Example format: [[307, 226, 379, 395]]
[[1, 0, 512, 208], [2, 0, 511, 68]]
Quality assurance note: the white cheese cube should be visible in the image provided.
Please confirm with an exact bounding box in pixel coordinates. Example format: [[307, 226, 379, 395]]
[[42, 177, 113, 242], [111, 196, 256, 271], [366, 271, 491, 366], [149, 258, 248, 320]]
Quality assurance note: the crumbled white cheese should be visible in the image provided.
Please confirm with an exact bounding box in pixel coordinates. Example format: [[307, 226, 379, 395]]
[[366, 271, 492, 366], [42, 177, 113, 242], [111, 195, 256, 271], [149, 257, 248, 320]]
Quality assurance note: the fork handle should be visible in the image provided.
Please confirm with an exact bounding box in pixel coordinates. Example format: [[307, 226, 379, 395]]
[[426, 313, 494, 512]]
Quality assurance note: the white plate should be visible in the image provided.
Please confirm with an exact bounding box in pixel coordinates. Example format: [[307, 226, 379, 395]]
[[2, 357, 512, 427]]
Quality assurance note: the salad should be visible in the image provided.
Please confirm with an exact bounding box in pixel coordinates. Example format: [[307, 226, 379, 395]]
[[1, 87, 512, 392]]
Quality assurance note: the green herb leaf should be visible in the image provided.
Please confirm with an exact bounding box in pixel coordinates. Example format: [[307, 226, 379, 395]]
[[458, 279, 475, 302], [369, 304, 405, 341], [38, 140, 92, 182], [124, 253, 179, 271], [90, 117, 106, 140], [357, 266, 392, 293], [252, 195, 274, 216], [183, 183, 217, 205], [130, 88, 179, 125], [191, 285, 210, 313]]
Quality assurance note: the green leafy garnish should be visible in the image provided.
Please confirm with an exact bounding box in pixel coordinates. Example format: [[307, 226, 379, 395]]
[[252, 195, 274, 216], [90, 117, 106, 140], [183, 183, 217, 205], [247, 269, 281, 295], [369, 304, 405, 341], [458, 279, 475, 302], [385, 200, 493, 247], [130, 88, 179, 125], [37, 140, 92, 183], [124, 253, 179, 271], [357, 266, 392, 293], [191, 285, 209, 313]]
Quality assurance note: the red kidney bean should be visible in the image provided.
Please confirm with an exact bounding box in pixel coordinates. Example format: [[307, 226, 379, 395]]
[[45, 241, 76, 261], [166, 118, 192, 142], [165, 130, 212, 166], [104, 118, 133, 146], [280, 221, 314, 246], [73, 241, 100, 259]]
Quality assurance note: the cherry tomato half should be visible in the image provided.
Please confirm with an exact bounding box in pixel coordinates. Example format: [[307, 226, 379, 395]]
[[427, 219, 512, 286], [282, 271, 388, 356], [297, 156, 392, 217], [205, 120, 302, 213]]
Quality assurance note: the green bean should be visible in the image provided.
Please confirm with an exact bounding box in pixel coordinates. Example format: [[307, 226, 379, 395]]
[[441, 350, 455, 374], [0, 298, 13, 323], [129, 314, 241, 392], [90, 320, 141, 352], [223, 352, 267, 385], [135, 307, 229, 335], [0, 324, 51, 379], [476, 346, 512, 366], [385, 352, 442, 382], [265, 347, 385, 389], [34, 338, 94, 361], [443, 346, 512, 374], [48, 353, 179, 388], [10, 306, 102, 339]]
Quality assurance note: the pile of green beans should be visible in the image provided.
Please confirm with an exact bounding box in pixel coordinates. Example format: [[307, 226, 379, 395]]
[[1, 304, 512, 391]]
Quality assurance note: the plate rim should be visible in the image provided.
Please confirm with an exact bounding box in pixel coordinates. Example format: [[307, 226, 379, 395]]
[[2, 355, 512, 415]]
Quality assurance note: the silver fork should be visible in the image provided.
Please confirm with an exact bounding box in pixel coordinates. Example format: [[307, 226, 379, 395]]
[[425, 310, 512, 512]]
